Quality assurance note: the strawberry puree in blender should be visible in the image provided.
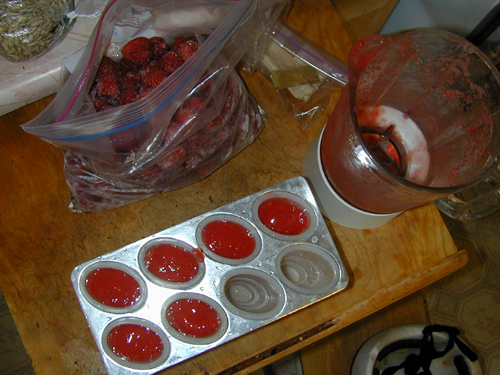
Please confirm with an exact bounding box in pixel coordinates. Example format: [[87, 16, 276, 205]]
[[357, 105, 430, 184], [85, 267, 142, 308], [166, 298, 221, 338], [320, 88, 440, 214], [107, 323, 164, 363]]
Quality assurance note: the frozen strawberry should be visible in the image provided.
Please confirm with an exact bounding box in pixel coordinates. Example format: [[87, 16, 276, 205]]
[[157, 147, 186, 170], [150, 36, 169, 59], [159, 51, 184, 73], [119, 90, 139, 105], [142, 70, 169, 90], [93, 98, 114, 112], [178, 39, 199, 61], [163, 120, 184, 145], [172, 36, 196, 54], [183, 131, 205, 153], [96, 56, 120, 79], [119, 58, 140, 73], [203, 114, 224, 134], [96, 75, 121, 99], [183, 95, 206, 112], [138, 89, 153, 100], [173, 107, 195, 127], [120, 70, 141, 91], [139, 61, 161, 77], [140, 165, 162, 184], [122, 37, 154, 66]]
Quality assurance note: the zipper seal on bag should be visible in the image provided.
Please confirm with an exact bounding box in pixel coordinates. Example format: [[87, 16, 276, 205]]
[[44, 0, 257, 142], [57, 0, 120, 122]]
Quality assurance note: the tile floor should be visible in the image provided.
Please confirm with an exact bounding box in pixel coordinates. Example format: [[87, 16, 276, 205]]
[[422, 208, 500, 374], [1, 208, 498, 374]]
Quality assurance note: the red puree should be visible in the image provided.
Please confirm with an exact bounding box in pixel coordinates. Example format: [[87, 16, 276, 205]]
[[107, 324, 163, 363], [258, 197, 309, 235], [144, 243, 199, 283], [85, 267, 141, 308], [201, 220, 255, 259], [166, 298, 220, 338]]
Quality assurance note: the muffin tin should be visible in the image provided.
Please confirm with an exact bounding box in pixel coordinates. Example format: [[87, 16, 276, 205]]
[[71, 177, 349, 374]]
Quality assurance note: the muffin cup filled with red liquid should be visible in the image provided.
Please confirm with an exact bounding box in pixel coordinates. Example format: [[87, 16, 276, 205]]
[[196, 214, 262, 265], [275, 244, 341, 295], [80, 261, 147, 314], [161, 292, 228, 345], [219, 268, 286, 320], [138, 238, 205, 289], [252, 191, 317, 241], [102, 317, 170, 371]]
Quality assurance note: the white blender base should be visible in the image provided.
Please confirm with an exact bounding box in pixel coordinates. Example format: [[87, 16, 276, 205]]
[[302, 130, 401, 229]]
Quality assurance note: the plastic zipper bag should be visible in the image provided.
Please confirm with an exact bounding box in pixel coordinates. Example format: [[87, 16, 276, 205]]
[[21, 0, 289, 212], [259, 22, 348, 128]]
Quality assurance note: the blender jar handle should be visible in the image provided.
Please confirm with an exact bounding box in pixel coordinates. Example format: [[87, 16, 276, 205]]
[[433, 164, 500, 221]]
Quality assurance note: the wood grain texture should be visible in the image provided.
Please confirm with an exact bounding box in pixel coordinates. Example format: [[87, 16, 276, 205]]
[[0, 0, 464, 374], [300, 291, 429, 375]]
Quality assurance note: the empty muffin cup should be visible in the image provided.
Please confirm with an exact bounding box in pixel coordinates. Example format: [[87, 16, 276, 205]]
[[102, 317, 170, 371], [196, 213, 261, 265], [276, 244, 340, 295], [162, 293, 228, 345], [252, 191, 317, 241], [138, 238, 205, 289], [220, 268, 286, 320], [80, 261, 147, 314]]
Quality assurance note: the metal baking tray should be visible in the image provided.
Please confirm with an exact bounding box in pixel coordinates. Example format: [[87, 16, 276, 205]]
[[71, 176, 349, 374]]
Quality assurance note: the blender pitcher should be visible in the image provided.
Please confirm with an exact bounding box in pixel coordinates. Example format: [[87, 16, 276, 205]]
[[303, 29, 500, 229]]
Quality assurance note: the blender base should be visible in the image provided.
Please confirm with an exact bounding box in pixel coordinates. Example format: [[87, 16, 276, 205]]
[[302, 130, 401, 229]]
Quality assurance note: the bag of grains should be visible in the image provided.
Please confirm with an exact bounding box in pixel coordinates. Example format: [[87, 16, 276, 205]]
[[0, 0, 76, 62]]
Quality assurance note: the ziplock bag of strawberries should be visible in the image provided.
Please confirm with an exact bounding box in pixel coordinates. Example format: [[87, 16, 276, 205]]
[[21, 0, 289, 212]]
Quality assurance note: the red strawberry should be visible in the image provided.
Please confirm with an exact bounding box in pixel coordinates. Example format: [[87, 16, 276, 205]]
[[150, 36, 169, 59], [119, 58, 140, 73], [140, 165, 163, 184], [183, 95, 206, 112], [163, 120, 184, 144], [194, 74, 213, 96], [203, 114, 224, 133], [96, 75, 121, 99], [142, 70, 169, 90], [159, 51, 184, 73], [122, 37, 154, 66], [119, 90, 139, 105], [178, 39, 199, 61], [138, 89, 152, 100], [173, 107, 195, 127], [139, 61, 161, 77], [120, 70, 141, 91], [157, 147, 186, 170], [172, 36, 196, 54], [96, 56, 120, 79], [93, 98, 114, 112]]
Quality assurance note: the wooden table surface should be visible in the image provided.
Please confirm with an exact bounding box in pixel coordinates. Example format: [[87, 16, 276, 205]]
[[0, 0, 467, 374]]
